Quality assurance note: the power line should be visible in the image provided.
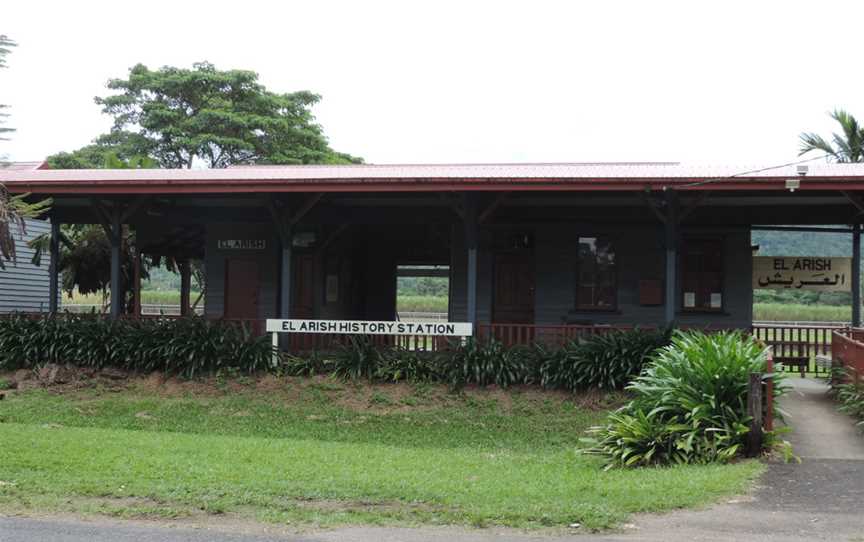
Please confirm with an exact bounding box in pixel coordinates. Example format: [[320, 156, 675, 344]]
[[673, 153, 835, 189]]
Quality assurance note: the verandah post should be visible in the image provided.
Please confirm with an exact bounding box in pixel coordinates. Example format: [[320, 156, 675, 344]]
[[179, 259, 192, 317], [664, 190, 678, 326], [280, 227, 292, 320], [109, 204, 122, 319], [132, 246, 142, 318], [48, 219, 60, 314], [464, 194, 479, 329], [853, 223, 861, 327]]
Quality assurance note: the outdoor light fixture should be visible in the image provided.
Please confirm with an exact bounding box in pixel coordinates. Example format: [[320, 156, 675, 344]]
[[797, 165, 809, 176], [785, 178, 800, 192]]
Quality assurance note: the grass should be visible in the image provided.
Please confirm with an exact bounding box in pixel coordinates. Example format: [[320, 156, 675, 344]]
[[66, 290, 195, 306], [0, 379, 762, 531], [66, 292, 443, 312], [396, 295, 449, 313], [753, 303, 851, 322]]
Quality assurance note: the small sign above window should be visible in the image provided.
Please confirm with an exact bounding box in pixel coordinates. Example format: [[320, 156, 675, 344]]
[[218, 239, 266, 250]]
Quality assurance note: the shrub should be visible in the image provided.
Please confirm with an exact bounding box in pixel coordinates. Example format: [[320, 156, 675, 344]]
[[444, 338, 531, 388], [535, 327, 672, 391], [376, 349, 443, 383], [282, 351, 333, 377], [833, 372, 864, 429], [331, 336, 382, 380], [585, 330, 781, 468], [0, 314, 273, 378]]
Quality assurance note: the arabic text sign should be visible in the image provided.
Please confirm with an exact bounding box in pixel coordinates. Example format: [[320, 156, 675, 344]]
[[266, 319, 473, 337], [753, 256, 852, 291]]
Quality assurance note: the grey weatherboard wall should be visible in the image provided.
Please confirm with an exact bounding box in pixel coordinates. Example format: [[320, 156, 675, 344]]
[[449, 224, 753, 328], [0, 219, 59, 314], [203, 218, 753, 329]]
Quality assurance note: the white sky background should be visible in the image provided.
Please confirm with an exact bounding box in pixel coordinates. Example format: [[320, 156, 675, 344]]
[[2, 0, 863, 167]]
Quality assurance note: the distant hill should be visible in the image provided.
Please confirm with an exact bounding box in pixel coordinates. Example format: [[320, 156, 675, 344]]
[[752, 229, 853, 258]]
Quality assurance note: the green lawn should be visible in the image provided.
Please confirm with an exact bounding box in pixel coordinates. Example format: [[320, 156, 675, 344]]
[[67, 290, 196, 306], [396, 295, 448, 313], [753, 303, 851, 322], [0, 379, 762, 531]]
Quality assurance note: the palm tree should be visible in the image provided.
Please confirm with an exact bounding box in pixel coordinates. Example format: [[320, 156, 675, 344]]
[[0, 34, 50, 268], [800, 109, 864, 162]]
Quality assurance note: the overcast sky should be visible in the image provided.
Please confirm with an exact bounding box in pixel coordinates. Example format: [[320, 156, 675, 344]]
[[2, 0, 862, 167]]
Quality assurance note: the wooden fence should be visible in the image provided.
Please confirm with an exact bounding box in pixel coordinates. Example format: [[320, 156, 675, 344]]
[[751, 323, 843, 376], [831, 328, 864, 381]]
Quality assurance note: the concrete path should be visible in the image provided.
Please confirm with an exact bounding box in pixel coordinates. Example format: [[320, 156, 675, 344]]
[[780, 377, 864, 460], [2, 378, 863, 541]]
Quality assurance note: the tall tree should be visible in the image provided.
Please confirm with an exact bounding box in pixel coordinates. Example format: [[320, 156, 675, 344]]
[[86, 61, 359, 168], [800, 109, 864, 162], [0, 35, 51, 268]]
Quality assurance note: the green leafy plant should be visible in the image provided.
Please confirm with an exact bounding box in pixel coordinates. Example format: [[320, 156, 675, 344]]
[[534, 327, 672, 391], [376, 348, 442, 383], [833, 370, 864, 429], [444, 338, 531, 388], [282, 351, 332, 377], [584, 330, 782, 468], [0, 314, 273, 378], [332, 336, 382, 380]]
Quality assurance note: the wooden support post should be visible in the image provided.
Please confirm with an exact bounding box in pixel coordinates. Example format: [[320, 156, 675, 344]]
[[747, 372, 764, 456], [132, 248, 142, 318], [179, 259, 191, 317], [109, 204, 122, 319], [48, 220, 60, 314], [280, 233, 292, 319], [854, 223, 861, 327], [265, 195, 293, 321], [464, 195, 479, 328], [664, 190, 678, 326]]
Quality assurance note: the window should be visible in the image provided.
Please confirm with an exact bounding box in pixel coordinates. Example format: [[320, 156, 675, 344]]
[[681, 239, 723, 311], [576, 236, 617, 310]]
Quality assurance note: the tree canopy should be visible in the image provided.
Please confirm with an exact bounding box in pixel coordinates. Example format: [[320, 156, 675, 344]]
[[51, 62, 359, 169], [799, 109, 864, 163]]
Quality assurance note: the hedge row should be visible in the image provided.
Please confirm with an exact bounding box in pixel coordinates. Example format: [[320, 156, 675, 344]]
[[0, 314, 672, 390], [286, 327, 673, 390], [0, 314, 272, 378]]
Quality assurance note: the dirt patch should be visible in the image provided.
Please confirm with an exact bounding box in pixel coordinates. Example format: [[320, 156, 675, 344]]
[[0, 365, 130, 394], [4, 367, 622, 416]]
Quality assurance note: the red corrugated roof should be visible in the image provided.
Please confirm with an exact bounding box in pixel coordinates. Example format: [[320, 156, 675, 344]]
[[2, 161, 862, 194]]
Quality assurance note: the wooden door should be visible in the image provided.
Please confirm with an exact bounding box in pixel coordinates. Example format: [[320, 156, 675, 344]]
[[224, 259, 260, 319], [492, 253, 535, 323], [291, 255, 314, 318]]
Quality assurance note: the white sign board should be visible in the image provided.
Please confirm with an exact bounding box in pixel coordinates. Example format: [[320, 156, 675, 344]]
[[266, 319, 473, 337], [753, 256, 852, 291]]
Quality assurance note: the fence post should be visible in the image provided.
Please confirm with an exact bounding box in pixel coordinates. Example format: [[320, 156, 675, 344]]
[[764, 354, 774, 433], [747, 372, 764, 456], [271, 332, 280, 368]]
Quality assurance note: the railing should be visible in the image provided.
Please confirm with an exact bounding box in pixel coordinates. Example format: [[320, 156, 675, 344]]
[[282, 333, 449, 353], [477, 323, 635, 348], [63, 304, 205, 316], [832, 328, 864, 381], [751, 323, 843, 376]]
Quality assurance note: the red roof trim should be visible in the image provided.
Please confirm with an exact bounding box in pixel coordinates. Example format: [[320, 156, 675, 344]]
[[4, 178, 864, 195], [5, 162, 864, 194]]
